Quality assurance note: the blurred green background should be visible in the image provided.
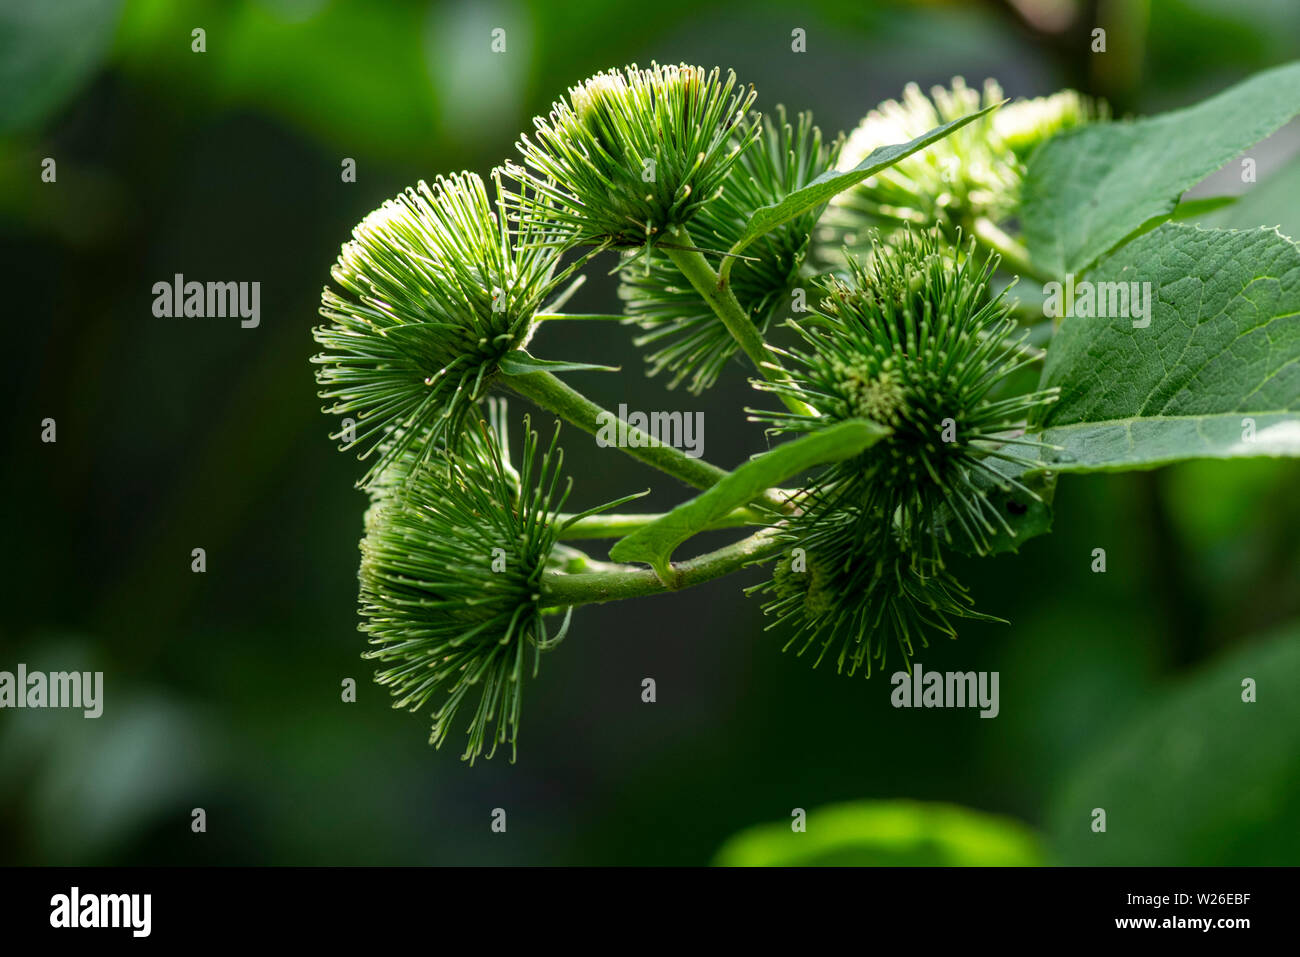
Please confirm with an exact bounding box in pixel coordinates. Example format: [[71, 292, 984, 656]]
[[2, 0, 1298, 866]]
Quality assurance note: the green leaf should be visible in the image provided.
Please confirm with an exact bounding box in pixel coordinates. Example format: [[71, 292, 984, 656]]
[[1034, 224, 1300, 472], [1021, 60, 1300, 277], [608, 419, 889, 580], [722, 103, 1000, 268], [498, 351, 619, 375], [1048, 622, 1300, 865], [1114, 196, 1239, 248], [714, 800, 1046, 867]]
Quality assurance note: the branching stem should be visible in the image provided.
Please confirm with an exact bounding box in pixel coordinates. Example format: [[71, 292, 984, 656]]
[[663, 226, 817, 418], [506, 369, 796, 515], [541, 526, 787, 607], [557, 505, 768, 539], [505, 369, 727, 490]]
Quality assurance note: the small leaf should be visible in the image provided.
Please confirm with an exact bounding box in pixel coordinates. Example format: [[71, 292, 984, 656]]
[[714, 800, 1046, 867], [1170, 195, 1237, 220], [1033, 224, 1300, 472], [1021, 60, 1300, 277], [723, 104, 1000, 266], [558, 489, 650, 530], [498, 351, 619, 375], [608, 419, 889, 580]]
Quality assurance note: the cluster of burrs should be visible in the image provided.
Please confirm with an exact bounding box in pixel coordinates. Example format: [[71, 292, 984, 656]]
[[311, 62, 1087, 759]]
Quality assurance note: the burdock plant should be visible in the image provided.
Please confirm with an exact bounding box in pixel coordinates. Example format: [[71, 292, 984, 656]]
[[313, 60, 1300, 761]]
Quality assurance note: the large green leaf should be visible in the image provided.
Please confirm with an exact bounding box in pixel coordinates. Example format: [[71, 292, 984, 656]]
[[1021, 61, 1300, 278], [1049, 623, 1300, 865], [722, 104, 999, 270], [608, 419, 889, 580], [714, 800, 1046, 867], [1033, 224, 1300, 472]]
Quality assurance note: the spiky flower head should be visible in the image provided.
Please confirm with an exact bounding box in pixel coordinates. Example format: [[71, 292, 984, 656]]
[[313, 170, 565, 486], [818, 79, 1100, 260], [619, 107, 839, 392], [505, 63, 759, 249], [754, 228, 1059, 562], [752, 509, 998, 677], [359, 408, 571, 763]]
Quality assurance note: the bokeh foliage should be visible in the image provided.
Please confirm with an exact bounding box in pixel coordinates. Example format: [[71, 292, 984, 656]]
[[1, 0, 1297, 865]]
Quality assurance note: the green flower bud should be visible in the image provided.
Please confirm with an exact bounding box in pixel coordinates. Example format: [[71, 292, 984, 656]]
[[313, 171, 565, 486], [757, 510, 997, 678], [755, 227, 1059, 561], [359, 411, 572, 763], [819, 79, 1100, 261], [505, 62, 759, 249], [993, 89, 1104, 160]]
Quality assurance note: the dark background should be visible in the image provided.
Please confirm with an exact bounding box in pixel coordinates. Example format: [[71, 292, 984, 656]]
[[2, 0, 1298, 865]]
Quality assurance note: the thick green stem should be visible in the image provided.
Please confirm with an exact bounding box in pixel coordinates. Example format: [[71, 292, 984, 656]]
[[663, 227, 816, 419], [557, 505, 767, 540], [541, 526, 787, 607], [663, 228, 773, 372], [506, 369, 727, 490]]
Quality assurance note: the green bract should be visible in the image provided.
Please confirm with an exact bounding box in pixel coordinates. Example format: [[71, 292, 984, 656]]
[[505, 62, 759, 249], [619, 107, 839, 392], [359, 409, 571, 764], [364, 397, 521, 516], [313, 170, 565, 487]]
